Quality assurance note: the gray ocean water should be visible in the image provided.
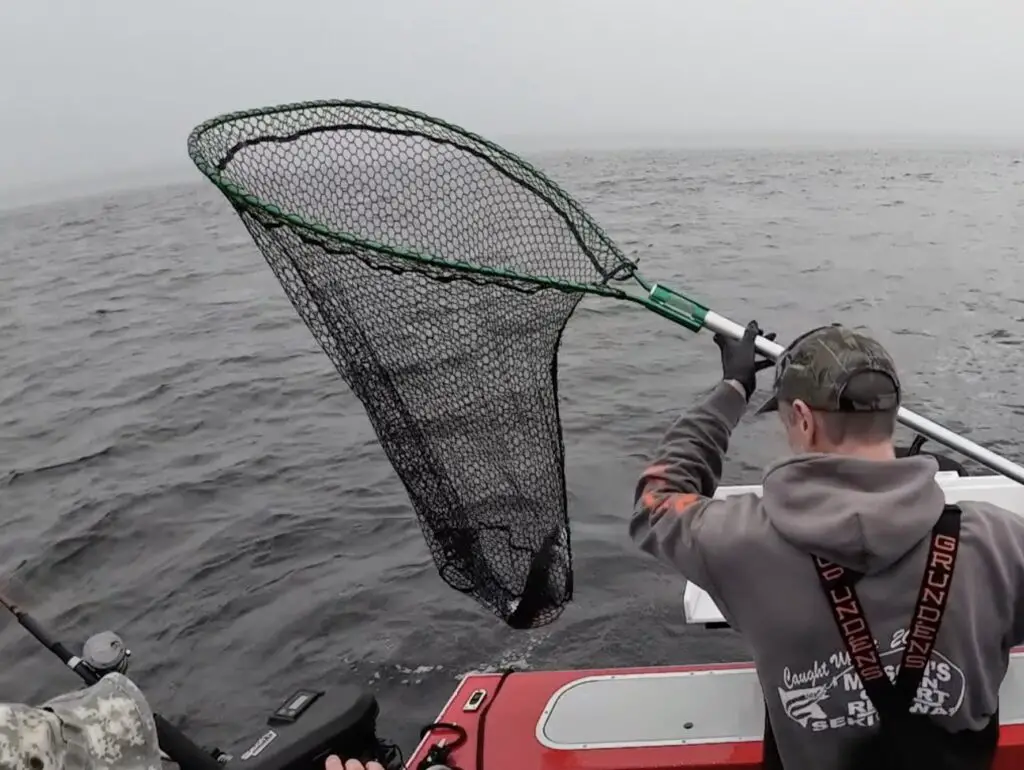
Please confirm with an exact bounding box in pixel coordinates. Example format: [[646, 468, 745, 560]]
[[2, 147, 1023, 754]]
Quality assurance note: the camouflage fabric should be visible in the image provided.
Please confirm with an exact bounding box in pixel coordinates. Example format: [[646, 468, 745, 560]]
[[755, 324, 901, 415], [0, 673, 163, 770]]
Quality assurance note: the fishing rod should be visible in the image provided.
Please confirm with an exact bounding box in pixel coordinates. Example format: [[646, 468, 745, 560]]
[[0, 587, 225, 770], [0, 583, 403, 770]]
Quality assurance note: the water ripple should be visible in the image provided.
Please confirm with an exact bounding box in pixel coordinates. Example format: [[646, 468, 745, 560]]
[[1, 147, 1023, 751]]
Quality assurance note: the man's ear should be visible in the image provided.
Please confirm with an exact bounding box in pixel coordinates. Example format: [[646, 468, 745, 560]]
[[790, 399, 813, 433]]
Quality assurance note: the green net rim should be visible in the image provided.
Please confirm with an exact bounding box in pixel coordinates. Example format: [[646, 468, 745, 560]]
[[186, 99, 645, 299]]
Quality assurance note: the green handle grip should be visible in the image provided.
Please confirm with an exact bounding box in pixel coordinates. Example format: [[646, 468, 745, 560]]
[[646, 284, 709, 333]]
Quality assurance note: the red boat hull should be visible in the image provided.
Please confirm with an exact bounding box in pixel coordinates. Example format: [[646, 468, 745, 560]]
[[407, 654, 1024, 770]]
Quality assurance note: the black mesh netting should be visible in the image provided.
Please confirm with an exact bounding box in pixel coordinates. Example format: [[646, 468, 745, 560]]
[[187, 101, 638, 628]]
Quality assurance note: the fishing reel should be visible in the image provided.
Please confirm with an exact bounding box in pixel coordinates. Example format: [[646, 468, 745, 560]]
[[80, 630, 131, 676]]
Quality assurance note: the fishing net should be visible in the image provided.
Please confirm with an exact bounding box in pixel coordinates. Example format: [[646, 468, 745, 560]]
[[187, 101, 642, 628]]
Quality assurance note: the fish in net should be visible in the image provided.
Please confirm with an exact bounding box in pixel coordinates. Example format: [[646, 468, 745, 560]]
[[187, 101, 717, 629]]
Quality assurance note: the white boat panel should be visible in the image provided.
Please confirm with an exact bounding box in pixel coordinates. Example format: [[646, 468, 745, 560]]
[[537, 668, 764, 749]]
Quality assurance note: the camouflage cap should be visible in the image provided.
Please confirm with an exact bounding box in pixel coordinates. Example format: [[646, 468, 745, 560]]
[[755, 324, 901, 415], [0, 672, 163, 770]]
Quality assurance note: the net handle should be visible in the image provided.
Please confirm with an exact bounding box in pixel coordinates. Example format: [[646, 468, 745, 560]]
[[700, 308, 1024, 484]]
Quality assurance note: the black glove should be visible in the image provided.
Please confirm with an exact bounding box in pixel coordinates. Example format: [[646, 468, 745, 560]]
[[713, 321, 777, 401]]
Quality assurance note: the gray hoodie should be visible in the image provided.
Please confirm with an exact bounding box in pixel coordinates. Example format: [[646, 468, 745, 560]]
[[630, 381, 1024, 770]]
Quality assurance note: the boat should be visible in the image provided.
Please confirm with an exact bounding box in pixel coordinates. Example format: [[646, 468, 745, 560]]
[[404, 467, 1024, 770], [8, 455, 1024, 770]]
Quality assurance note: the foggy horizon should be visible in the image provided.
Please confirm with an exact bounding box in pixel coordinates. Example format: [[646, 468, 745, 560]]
[[3, 0, 1023, 198], [2, 127, 1021, 213]]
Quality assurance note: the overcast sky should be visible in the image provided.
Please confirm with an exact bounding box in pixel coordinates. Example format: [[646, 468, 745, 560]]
[[2, 0, 1022, 190]]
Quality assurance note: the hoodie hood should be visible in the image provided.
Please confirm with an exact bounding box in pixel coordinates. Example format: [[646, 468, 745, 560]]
[[761, 452, 945, 574]]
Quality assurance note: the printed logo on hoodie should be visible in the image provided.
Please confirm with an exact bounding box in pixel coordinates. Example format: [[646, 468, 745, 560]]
[[777, 627, 966, 731]]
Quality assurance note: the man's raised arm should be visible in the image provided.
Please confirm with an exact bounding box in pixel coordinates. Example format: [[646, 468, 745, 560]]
[[629, 321, 774, 589]]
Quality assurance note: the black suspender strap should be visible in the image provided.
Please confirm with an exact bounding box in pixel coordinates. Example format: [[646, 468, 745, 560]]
[[811, 504, 962, 720]]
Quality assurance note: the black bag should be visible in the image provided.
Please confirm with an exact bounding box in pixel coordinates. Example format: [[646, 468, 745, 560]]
[[813, 505, 998, 770]]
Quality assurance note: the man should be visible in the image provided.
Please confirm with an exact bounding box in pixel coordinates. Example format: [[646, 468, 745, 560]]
[[631, 321, 1024, 769]]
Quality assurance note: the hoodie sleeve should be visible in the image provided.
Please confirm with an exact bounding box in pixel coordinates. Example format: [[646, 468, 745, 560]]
[[629, 380, 748, 591]]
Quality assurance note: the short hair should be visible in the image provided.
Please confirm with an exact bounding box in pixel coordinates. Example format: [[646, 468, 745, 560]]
[[787, 372, 900, 445], [816, 408, 899, 445]]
